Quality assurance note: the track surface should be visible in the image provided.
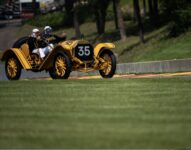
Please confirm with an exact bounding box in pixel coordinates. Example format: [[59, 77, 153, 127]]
[[0, 19, 21, 51], [21, 72, 191, 80], [1, 62, 191, 80], [70, 72, 191, 80], [69, 72, 191, 80]]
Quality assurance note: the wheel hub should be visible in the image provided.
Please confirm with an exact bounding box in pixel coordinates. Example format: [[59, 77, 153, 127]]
[[55, 56, 66, 77], [7, 58, 17, 78], [101, 54, 112, 75]]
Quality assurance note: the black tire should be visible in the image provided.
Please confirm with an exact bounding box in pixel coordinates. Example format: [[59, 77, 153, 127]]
[[99, 50, 116, 78], [49, 52, 71, 79], [5, 56, 22, 80], [12, 36, 29, 48]]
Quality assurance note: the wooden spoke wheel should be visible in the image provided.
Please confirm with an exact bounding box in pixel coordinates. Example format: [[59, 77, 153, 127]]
[[55, 55, 67, 76], [5, 57, 22, 80], [99, 50, 116, 78], [49, 53, 71, 79]]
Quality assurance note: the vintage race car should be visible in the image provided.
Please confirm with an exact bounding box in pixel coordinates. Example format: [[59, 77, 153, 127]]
[[0, 37, 116, 80]]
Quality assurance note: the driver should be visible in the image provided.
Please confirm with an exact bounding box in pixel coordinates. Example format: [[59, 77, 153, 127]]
[[42, 26, 67, 44], [42, 26, 53, 38]]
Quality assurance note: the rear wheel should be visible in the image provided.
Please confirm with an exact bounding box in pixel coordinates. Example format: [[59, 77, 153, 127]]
[[5, 56, 22, 80], [99, 50, 116, 78], [49, 53, 71, 79], [12, 36, 29, 48]]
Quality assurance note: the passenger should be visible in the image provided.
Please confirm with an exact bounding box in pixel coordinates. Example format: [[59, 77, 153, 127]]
[[27, 28, 41, 53]]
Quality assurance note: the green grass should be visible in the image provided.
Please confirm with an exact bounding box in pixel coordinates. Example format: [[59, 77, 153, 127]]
[[0, 78, 191, 148], [121, 0, 132, 5], [118, 28, 191, 63]]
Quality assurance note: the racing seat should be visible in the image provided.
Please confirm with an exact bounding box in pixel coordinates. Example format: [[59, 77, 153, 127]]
[[20, 43, 41, 68], [20, 43, 30, 59]]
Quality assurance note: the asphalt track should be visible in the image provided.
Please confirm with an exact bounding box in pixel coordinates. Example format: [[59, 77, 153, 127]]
[[14, 72, 191, 80], [57, 72, 191, 80], [1, 61, 191, 81], [69, 72, 191, 80], [0, 19, 21, 51]]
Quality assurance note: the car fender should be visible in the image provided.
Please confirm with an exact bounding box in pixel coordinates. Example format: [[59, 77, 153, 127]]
[[39, 45, 71, 70], [1, 48, 31, 69], [94, 43, 115, 57]]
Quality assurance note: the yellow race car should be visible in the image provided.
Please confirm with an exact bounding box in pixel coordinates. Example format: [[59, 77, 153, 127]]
[[1, 37, 116, 80]]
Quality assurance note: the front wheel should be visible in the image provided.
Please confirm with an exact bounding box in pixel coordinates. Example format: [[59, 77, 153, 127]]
[[49, 53, 71, 79], [5, 56, 22, 80], [99, 50, 116, 78]]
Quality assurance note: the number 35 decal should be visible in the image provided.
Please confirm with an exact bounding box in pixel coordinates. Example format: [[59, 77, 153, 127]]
[[78, 46, 91, 56]]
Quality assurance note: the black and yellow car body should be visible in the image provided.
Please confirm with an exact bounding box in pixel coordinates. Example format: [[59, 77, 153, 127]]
[[1, 39, 117, 80]]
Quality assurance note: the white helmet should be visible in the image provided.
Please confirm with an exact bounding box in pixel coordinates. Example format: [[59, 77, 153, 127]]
[[32, 28, 40, 37], [44, 26, 52, 35]]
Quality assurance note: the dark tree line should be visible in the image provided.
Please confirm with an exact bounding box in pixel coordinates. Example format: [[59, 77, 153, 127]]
[[50, 0, 191, 41], [160, 0, 191, 36], [134, 0, 144, 43], [90, 0, 110, 35], [64, 0, 81, 38], [32, 0, 37, 15], [63, 0, 112, 38], [148, 0, 159, 25], [113, 0, 127, 41], [59, 0, 126, 40]]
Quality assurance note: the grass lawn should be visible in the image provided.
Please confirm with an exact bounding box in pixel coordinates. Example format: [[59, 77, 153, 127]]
[[119, 29, 191, 63], [0, 78, 191, 149]]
